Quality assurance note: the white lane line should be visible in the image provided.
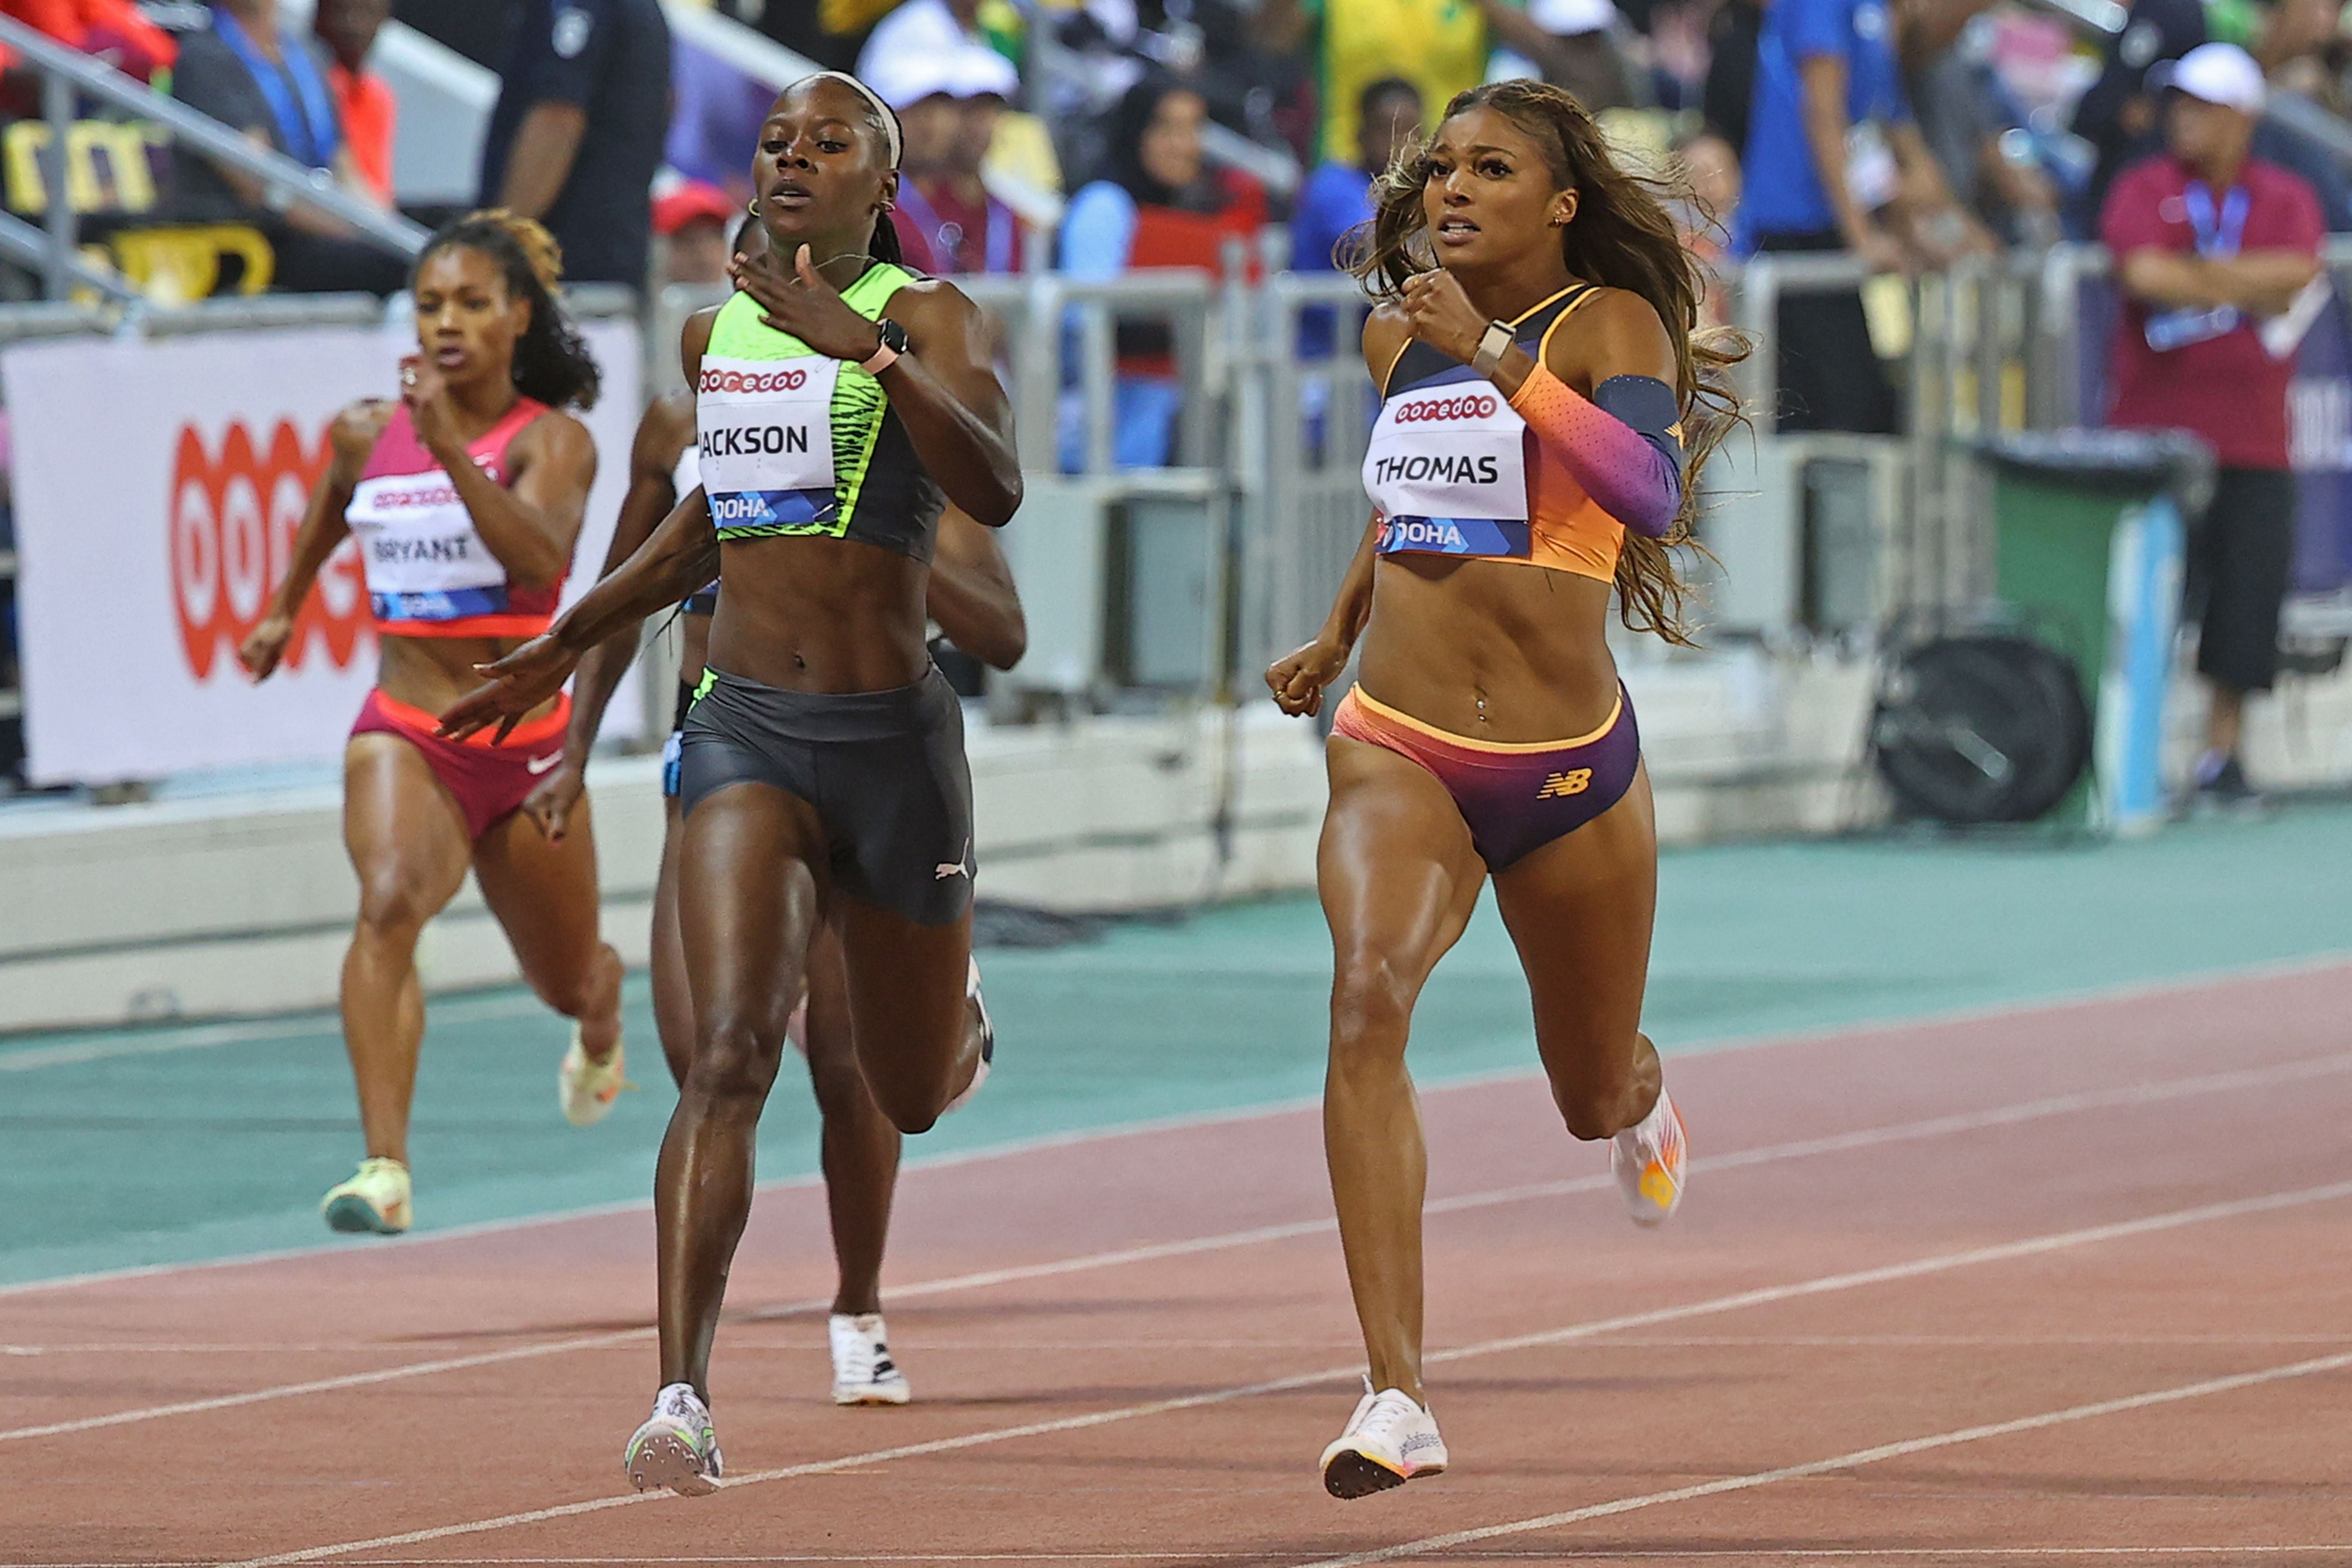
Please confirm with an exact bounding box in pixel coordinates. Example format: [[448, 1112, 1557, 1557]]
[[214, 1178, 2352, 1568], [0, 995, 548, 1072], [1289, 1350, 2352, 1568], [18, 1553, 2352, 1568], [21, 1332, 2344, 1357], [8, 949, 2349, 1304], [9, 1051, 2349, 1446]]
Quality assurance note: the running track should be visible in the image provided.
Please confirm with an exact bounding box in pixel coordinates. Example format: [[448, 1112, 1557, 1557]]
[[3, 960, 2348, 1565]]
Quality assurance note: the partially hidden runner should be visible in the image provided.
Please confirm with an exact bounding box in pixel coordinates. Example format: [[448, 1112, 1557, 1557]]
[[239, 211, 630, 1236], [437, 72, 1022, 1494], [1265, 80, 1745, 1498], [524, 219, 1026, 1404]]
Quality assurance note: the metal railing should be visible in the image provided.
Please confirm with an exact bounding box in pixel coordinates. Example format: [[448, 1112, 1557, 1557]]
[[0, 12, 429, 303]]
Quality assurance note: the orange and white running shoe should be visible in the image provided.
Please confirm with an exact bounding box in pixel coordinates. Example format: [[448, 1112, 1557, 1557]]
[[320, 1156, 411, 1234], [1611, 1084, 1687, 1227], [559, 1026, 633, 1127], [1319, 1377, 1448, 1499]]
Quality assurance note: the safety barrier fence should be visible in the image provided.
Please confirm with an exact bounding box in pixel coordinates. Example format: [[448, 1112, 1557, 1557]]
[[12, 240, 2352, 785], [0, 13, 428, 306]]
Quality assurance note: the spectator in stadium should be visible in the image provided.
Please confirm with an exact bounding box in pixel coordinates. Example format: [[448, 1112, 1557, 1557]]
[[1292, 77, 1420, 368], [479, 0, 672, 288], [1254, 0, 1487, 166], [1059, 74, 1266, 468], [170, 0, 408, 294], [2102, 44, 2323, 812], [0, 0, 175, 83], [1675, 127, 1743, 266], [876, 44, 1026, 276], [385, 0, 512, 67], [2269, 0, 2352, 114], [2073, 0, 2352, 233], [1739, 0, 1991, 432], [857, 0, 1023, 86], [1900, 4, 2061, 247], [2072, 0, 2210, 230], [1475, 0, 1643, 111], [652, 180, 736, 287], [1293, 77, 1422, 277], [1703, 0, 1764, 155], [315, 0, 395, 205]]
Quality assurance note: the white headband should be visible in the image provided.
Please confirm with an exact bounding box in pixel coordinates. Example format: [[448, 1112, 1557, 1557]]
[[805, 70, 903, 169]]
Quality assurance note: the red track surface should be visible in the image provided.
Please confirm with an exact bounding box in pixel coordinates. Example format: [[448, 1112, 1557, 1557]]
[[5, 965, 2351, 1567]]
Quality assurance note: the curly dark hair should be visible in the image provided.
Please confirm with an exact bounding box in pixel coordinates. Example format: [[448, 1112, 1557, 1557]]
[[413, 209, 601, 410], [1345, 79, 1747, 645]]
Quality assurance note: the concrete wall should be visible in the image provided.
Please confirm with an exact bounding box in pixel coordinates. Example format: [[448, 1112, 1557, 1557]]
[[9, 645, 2340, 1035]]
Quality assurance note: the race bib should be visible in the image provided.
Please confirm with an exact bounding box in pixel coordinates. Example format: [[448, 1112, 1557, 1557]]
[[346, 468, 511, 621], [697, 355, 839, 530], [1363, 380, 1531, 557]]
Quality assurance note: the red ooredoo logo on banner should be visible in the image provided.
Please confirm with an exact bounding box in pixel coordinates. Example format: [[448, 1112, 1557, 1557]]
[[169, 419, 371, 680]]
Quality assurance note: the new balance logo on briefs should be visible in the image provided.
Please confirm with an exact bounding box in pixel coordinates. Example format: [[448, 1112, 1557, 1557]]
[[526, 752, 562, 775], [1537, 769, 1592, 799]]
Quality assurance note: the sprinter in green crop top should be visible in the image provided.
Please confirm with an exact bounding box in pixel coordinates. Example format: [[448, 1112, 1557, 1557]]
[[439, 71, 1023, 1495]]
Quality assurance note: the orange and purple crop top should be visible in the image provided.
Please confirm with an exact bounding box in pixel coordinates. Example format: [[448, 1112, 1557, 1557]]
[[1363, 282, 1685, 584]]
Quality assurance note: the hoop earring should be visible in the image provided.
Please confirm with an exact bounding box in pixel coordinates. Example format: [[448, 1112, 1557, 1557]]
[[747, 199, 761, 216]]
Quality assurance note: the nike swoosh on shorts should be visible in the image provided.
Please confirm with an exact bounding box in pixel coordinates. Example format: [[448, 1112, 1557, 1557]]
[[526, 752, 563, 775]]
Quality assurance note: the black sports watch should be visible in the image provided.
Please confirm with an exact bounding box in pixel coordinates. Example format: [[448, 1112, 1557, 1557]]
[[860, 317, 910, 375]]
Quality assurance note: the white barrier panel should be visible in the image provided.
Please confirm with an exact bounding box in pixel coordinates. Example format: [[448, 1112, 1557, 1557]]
[[6, 318, 643, 785]]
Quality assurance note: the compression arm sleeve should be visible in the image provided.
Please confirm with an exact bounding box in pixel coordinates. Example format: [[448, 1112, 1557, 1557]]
[[1506, 367, 1685, 539]]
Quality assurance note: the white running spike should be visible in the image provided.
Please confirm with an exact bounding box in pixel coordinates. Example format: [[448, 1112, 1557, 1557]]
[[830, 1313, 913, 1406]]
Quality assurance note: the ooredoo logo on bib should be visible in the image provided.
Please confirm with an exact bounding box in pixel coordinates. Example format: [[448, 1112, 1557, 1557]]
[[170, 418, 371, 680], [1395, 392, 1500, 425], [701, 365, 811, 395]]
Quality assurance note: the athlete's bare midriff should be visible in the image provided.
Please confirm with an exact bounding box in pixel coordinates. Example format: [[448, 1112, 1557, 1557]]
[[704, 532, 932, 695], [1355, 554, 1622, 744], [375, 631, 559, 725]]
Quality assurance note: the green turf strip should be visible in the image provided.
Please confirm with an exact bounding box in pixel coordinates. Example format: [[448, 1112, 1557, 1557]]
[[4, 804, 2348, 1286]]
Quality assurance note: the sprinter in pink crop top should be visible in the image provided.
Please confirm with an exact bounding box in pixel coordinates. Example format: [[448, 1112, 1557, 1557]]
[[237, 211, 628, 1239], [1263, 80, 1747, 1498]]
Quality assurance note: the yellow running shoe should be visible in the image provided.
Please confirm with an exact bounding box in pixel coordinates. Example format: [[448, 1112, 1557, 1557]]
[[321, 1157, 411, 1234], [559, 1026, 633, 1127]]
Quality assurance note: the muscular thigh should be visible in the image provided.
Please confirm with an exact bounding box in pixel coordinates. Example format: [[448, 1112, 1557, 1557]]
[[836, 898, 969, 1076], [677, 781, 827, 1048], [474, 789, 604, 986], [1321, 737, 1488, 1008], [343, 733, 472, 922], [1491, 763, 1657, 1081]]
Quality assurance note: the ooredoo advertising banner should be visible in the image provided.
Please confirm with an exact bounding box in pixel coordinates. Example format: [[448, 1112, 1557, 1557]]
[[6, 318, 643, 785]]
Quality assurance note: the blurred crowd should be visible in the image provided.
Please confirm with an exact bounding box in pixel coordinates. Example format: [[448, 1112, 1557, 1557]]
[[2, 0, 2348, 302], [0, 0, 2343, 785]]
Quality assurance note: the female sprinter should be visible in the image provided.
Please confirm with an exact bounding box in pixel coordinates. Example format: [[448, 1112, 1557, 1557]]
[[438, 72, 1020, 1494], [1265, 80, 1741, 1498], [528, 321, 1025, 1406], [238, 211, 626, 1236]]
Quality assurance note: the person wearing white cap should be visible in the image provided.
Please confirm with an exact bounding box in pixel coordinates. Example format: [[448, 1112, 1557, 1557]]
[[2101, 41, 2325, 813], [873, 44, 1025, 276]]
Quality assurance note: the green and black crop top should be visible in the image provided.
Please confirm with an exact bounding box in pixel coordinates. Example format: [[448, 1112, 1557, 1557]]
[[695, 263, 945, 562]]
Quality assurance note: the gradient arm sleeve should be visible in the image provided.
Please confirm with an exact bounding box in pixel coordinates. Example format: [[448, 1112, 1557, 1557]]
[[1507, 366, 1685, 539]]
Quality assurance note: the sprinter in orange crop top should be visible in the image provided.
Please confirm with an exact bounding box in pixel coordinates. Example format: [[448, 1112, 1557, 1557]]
[[1264, 79, 1746, 1499], [238, 211, 629, 1239]]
